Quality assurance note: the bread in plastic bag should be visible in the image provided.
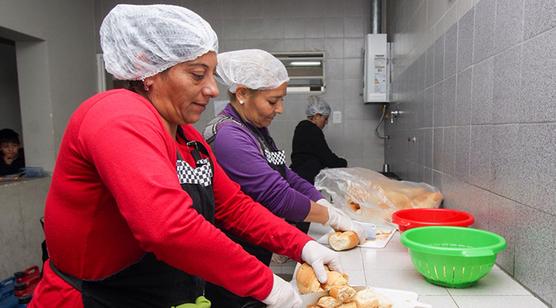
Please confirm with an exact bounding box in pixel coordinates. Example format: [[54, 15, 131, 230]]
[[314, 167, 443, 224]]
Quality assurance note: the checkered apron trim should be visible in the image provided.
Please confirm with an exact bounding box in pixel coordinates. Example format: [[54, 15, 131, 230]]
[[263, 149, 286, 166], [176, 158, 213, 187]]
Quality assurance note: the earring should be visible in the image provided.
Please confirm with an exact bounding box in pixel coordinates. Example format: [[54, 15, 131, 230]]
[[239, 100, 244, 105], [143, 83, 150, 92]]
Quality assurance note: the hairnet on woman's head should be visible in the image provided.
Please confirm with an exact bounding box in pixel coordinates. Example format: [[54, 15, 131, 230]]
[[306, 97, 331, 116], [216, 49, 289, 93], [100, 4, 218, 81]]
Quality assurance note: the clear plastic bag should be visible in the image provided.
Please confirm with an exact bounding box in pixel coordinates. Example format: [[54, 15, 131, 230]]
[[315, 167, 443, 224]]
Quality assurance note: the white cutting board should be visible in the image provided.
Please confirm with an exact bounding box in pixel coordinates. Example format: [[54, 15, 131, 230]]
[[316, 223, 397, 249]]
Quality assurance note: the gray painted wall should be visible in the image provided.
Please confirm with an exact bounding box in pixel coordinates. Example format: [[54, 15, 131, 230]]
[[0, 178, 50, 278], [0, 0, 98, 171], [0, 42, 22, 136], [94, 0, 385, 169], [0, 0, 97, 277], [386, 0, 555, 306]]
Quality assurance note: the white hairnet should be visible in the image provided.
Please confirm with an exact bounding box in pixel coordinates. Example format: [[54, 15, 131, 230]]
[[100, 4, 218, 80], [216, 49, 289, 93], [306, 97, 331, 116]]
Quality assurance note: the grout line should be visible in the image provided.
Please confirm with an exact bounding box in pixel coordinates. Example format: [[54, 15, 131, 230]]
[[395, 120, 556, 128], [447, 290, 462, 308], [359, 247, 367, 286]]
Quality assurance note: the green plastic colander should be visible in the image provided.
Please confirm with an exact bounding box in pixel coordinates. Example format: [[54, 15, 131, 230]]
[[400, 226, 506, 288]]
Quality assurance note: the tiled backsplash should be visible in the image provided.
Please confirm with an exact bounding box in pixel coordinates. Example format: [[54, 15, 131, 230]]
[[386, 0, 555, 306]]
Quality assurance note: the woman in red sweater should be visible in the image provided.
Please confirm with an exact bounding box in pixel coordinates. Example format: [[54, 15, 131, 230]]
[[30, 4, 339, 308]]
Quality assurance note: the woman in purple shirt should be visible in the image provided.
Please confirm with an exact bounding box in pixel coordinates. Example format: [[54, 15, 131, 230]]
[[203, 49, 366, 308]]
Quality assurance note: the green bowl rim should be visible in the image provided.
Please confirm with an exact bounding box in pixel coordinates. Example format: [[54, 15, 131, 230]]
[[400, 226, 507, 257]]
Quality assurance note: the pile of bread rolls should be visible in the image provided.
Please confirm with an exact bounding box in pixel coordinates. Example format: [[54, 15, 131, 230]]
[[347, 183, 443, 211], [296, 263, 349, 294], [297, 263, 392, 308], [346, 182, 443, 224]]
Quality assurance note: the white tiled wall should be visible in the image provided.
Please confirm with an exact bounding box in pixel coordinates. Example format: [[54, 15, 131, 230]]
[[94, 0, 385, 169], [386, 0, 556, 306]]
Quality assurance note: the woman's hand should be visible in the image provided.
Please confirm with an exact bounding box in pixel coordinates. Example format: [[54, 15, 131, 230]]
[[261, 274, 302, 308], [300, 240, 342, 283], [326, 206, 368, 243], [317, 199, 367, 243]]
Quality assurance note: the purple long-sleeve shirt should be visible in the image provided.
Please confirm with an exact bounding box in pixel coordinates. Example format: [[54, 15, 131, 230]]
[[210, 104, 322, 221]]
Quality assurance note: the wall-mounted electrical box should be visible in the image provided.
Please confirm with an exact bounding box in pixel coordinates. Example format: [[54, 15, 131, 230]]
[[363, 34, 391, 103]]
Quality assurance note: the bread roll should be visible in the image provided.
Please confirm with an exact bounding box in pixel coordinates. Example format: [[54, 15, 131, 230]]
[[328, 285, 356, 303], [329, 231, 359, 251], [352, 288, 380, 308], [396, 186, 427, 198], [352, 288, 393, 308], [316, 296, 340, 308], [348, 200, 361, 212], [384, 191, 412, 209], [296, 263, 324, 294], [323, 270, 349, 291], [412, 191, 443, 208], [377, 294, 392, 308], [296, 263, 349, 294], [337, 302, 357, 308]]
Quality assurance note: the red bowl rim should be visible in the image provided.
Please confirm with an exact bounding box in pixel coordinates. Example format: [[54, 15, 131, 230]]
[[392, 208, 475, 231]]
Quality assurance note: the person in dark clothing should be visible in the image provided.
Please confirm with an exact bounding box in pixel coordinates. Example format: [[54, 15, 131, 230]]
[[291, 99, 347, 185], [0, 128, 25, 176]]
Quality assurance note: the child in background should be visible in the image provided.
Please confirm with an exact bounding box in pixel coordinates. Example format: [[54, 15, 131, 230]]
[[0, 128, 25, 177]]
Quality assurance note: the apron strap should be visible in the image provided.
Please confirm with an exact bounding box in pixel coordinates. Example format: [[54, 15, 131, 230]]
[[49, 262, 83, 292], [177, 126, 214, 173]]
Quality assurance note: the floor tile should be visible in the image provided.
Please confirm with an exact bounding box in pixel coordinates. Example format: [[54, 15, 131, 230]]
[[270, 258, 296, 276], [419, 295, 459, 308], [338, 248, 364, 270], [381, 232, 409, 253], [361, 250, 415, 271], [447, 269, 532, 296], [364, 269, 450, 296], [452, 295, 549, 308], [345, 270, 366, 286]]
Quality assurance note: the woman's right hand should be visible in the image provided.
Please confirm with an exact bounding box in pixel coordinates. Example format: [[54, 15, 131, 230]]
[[261, 274, 302, 308], [300, 240, 342, 283], [318, 199, 367, 243], [326, 206, 368, 243]]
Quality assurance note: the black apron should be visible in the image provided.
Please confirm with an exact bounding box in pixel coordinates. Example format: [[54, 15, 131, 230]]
[[204, 110, 294, 308], [50, 127, 216, 308]]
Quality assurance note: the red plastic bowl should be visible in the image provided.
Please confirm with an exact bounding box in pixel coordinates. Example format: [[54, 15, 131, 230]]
[[392, 208, 474, 232]]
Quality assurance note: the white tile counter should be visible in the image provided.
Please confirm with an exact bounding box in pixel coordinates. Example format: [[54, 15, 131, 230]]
[[270, 223, 549, 308]]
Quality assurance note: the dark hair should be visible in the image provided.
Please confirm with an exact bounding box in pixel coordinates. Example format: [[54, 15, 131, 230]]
[[0, 128, 20, 145], [126, 67, 171, 94], [127, 80, 146, 94], [228, 88, 258, 103]]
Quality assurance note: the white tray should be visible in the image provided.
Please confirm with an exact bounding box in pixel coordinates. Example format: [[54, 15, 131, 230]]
[[300, 285, 432, 308], [291, 263, 431, 308]]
